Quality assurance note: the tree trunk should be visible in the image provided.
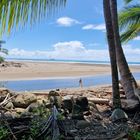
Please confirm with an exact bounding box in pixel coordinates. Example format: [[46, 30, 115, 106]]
[[110, 0, 138, 100], [103, 0, 121, 108]]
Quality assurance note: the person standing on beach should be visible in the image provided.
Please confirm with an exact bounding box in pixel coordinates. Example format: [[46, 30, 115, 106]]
[[79, 78, 83, 88]]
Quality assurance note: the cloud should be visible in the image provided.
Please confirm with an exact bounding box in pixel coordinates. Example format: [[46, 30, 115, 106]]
[[8, 41, 140, 62], [82, 24, 106, 32], [133, 36, 140, 41], [56, 17, 80, 27]]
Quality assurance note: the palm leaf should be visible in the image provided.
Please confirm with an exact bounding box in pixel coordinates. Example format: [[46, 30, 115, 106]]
[[124, 0, 133, 4], [0, 0, 66, 36], [119, 5, 140, 42]]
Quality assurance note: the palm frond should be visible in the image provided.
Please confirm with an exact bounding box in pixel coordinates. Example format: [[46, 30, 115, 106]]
[[120, 24, 140, 42], [0, 0, 66, 36], [119, 5, 140, 42], [124, 0, 133, 4]]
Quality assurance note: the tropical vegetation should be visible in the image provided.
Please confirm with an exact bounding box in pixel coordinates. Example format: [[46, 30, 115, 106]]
[[0, 41, 8, 63], [119, 0, 140, 42]]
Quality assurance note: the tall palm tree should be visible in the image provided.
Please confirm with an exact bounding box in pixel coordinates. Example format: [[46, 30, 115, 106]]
[[119, 4, 140, 42], [103, 0, 121, 108], [109, 0, 139, 102], [0, 0, 66, 36]]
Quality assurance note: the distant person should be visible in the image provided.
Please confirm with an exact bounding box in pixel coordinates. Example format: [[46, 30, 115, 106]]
[[79, 78, 83, 88]]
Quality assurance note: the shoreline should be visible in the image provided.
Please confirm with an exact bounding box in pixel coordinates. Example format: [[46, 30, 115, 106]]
[[0, 60, 140, 81]]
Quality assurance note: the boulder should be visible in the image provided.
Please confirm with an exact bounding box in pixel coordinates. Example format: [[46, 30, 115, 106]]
[[110, 108, 128, 122], [15, 108, 26, 114], [76, 97, 89, 111], [26, 103, 39, 112], [62, 99, 73, 113], [13, 93, 37, 108]]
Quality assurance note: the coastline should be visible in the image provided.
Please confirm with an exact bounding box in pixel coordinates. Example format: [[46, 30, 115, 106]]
[[0, 60, 140, 81]]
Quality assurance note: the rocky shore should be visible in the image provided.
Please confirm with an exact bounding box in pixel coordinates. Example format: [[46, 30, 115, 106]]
[[0, 85, 139, 139]]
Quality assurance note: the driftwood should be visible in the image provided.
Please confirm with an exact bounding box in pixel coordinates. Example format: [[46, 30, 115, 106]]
[[88, 98, 109, 104]]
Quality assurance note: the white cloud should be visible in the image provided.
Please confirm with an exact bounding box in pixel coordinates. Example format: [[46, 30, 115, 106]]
[[133, 36, 140, 41], [8, 41, 140, 62], [56, 17, 80, 27], [82, 24, 106, 32]]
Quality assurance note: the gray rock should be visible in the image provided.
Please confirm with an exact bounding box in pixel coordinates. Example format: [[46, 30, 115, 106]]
[[13, 93, 37, 108], [110, 108, 128, 122], [26, 103, 39, 112], [15, 108, 26, 114]]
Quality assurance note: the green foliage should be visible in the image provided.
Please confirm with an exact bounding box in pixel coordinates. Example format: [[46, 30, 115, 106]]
[[129, 130, 140, 140], [0, 0, 66, 36], [119, 4, 140, 42], [32, 104, 51, 118], [0, 126, 9, 140], [0, 56, 4, 63]]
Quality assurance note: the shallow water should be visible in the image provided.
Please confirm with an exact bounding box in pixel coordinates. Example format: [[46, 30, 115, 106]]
[[0, 72, 140, 91]]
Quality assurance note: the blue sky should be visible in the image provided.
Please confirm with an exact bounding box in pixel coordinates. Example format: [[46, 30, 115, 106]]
[[2, 0, 140, 62]]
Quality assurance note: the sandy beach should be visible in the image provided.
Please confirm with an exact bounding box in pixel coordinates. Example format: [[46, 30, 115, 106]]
[[0, 61, 140, 81]]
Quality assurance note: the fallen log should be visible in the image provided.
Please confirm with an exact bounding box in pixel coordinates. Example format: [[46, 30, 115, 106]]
[[88, 98, 109, 104]]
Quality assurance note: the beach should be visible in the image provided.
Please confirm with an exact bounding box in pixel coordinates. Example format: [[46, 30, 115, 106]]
[[0, 61, 140, 81]]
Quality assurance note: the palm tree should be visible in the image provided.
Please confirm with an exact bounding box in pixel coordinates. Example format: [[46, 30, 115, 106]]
[[119, 4, 140, 42], [0, 0, 66, 36], [103, 0, 121, 108], [110, 0, 139, 102]]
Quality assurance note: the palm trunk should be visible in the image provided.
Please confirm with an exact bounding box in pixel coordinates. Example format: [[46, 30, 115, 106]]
[[103, 0, 121, 108], [110, 0, 138, 100]]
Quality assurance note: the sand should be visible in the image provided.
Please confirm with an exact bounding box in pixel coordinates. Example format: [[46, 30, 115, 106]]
[[0, 61, 140, 81]]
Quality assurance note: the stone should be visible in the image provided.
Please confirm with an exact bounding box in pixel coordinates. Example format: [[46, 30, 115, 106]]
[[62, 99, 73, 113], [13, 93, 37, 108], [26, 103, 39, 112], [5, 102, 14, 109], [15, 108, 26, 114], [110, 108, 128, 122], [76, 97, 89, 112], [48, 90, 62, 108]]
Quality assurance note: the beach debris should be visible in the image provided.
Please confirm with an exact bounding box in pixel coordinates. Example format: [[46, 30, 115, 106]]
[[110, 108, 128, 122]]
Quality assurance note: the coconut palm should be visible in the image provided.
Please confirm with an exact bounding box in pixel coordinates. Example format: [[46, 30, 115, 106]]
[[110, 0, 139, 103], [0, 0, 66, 36], [119, 2, 140, 42], [103, 0, 121, 108]]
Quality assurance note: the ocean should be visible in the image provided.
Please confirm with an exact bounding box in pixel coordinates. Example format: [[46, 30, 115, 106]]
[[6, 58, 140, 65]]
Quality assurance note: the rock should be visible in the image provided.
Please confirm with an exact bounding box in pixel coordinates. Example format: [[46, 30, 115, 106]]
[[5, 102, 14, 109], [76, 120, 91, 129], [110, 108, 128, 122], [76, 97, 89, 111], [72, 104, 84, 120], [15, 108, 26, 114], [62, 99, 73, 113], [26, 103, 39, 112], [48, 90, 60, 97], [48, 90, 62, 108], [13, 93, 37, 108]]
